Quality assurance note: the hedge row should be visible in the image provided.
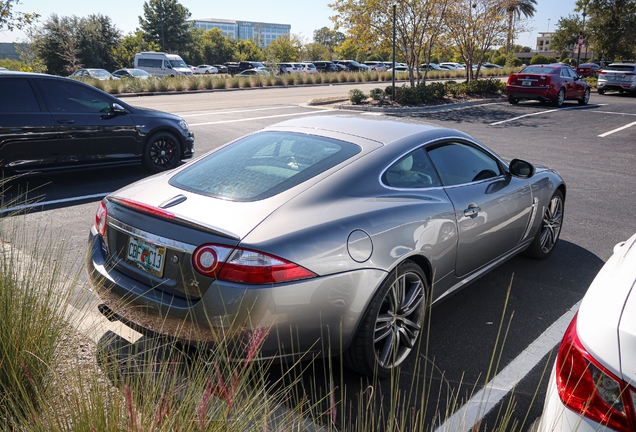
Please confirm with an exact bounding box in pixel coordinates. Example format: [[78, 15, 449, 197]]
[[349, 78, 506, 105]]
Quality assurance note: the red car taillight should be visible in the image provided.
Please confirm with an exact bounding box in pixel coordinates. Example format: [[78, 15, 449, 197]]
[[556, 314, 636, 431], [191, 244, 317, 284], [599, 71, 607, 75], [507, 74, 514, 85], [95, 201, 108, 237]]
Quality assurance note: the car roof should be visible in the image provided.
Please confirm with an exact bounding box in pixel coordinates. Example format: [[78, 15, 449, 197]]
[[263, 115, 462, 148]]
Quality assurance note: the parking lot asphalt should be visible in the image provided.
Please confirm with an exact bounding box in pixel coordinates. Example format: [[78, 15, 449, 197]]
[[4, 88, 636, 431]]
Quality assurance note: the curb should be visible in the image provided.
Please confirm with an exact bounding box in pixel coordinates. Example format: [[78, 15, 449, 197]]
[[333, 97, 507, 114]]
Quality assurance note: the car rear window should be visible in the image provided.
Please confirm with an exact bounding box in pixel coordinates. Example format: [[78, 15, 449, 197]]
[[170, 131, 361, 201], [520, 66, 556, 74], [606, 64, 636, 72]]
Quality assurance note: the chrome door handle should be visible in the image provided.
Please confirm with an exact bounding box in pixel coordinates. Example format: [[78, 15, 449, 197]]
[[57, 119, 75, 124], [464, 206, 481, 217]]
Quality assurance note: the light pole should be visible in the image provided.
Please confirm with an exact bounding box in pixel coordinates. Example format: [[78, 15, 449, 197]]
[[391, 3, 396, 101]]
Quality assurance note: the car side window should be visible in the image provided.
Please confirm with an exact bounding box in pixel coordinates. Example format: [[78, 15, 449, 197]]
[[0, 79, 41, 112], [382, 148, 441, 188], [426, 142, 502, 186], [37, 80, 112, 113]]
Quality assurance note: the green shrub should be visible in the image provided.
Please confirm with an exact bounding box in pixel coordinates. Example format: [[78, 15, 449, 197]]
[[369, 87, 386, 101], [349, 88, 367, 104], [445, 80, 460, 97], [530, 54, 556, 65], [394, 85, 419, 105], [493, 55, 507, 66], [583, 77, 598, 88]]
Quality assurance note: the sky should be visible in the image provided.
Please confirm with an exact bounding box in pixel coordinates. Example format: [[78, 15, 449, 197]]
[[1, 0, 580, 49]]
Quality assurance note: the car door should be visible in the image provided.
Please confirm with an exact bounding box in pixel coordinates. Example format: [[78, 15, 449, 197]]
[[0, 77, 58, 172], [35, 78, 139, 168], [426, 141, 533, 277], [560, 67, 581, 99]]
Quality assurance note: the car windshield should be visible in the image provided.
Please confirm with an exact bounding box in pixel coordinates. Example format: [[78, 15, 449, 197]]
[[520, 66, 556, 74], [131, 69, 149, 76], [170, 131, 361, 201], [169, 59, 188, 68]]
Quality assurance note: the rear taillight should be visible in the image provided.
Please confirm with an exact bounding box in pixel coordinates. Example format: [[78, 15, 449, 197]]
[[556, 314, 635, 431], [192, 244, 317, 284], [95, 201, 108, 237], [507, 74, 514, 84], [599, 71, 607, 75]]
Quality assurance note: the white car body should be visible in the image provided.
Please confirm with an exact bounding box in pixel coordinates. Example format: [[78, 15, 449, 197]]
[[134, 52, 193, 77], [301, 62, 318, 74], [279, 62, 304, 74], [440, 62, 465, 70], [536, 232, 636, 432], [195, 64, 218, 74]]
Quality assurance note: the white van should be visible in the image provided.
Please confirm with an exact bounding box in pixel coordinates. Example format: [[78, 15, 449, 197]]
[[133, 52, 193, 77]]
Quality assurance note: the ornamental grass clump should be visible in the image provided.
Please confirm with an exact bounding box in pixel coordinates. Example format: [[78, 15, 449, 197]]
[[187, 75, 202, 91], [0, 203, 78, 427]]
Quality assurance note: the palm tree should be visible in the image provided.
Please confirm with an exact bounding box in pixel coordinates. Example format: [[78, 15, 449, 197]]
[[502, 0, 538, 54]]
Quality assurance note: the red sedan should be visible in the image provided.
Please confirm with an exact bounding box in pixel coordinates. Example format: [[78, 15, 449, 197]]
[[576, 62, 601, 77], [506, 63, 590, 106]]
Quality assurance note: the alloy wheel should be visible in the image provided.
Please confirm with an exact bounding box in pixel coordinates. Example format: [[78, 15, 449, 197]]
[[539, 194, 563, 254], [374, 270, 426, 369]]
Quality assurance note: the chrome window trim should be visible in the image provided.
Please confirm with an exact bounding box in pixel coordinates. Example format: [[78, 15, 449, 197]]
[[379, 136, 508, 191], [108, 217, 197, 254]]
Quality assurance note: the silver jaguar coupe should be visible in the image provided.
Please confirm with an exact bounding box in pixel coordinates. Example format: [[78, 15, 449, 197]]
[[87, 115, 565, 378]]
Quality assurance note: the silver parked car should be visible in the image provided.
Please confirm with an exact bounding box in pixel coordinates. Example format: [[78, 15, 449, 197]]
[[87, 116, 565, 378], [597, 63, 636, 94]]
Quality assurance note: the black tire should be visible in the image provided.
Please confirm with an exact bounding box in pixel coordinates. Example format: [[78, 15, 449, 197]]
[[578, 88, 590, 105], [598, 88, 605, 95], [142, 131, 182, 173], [508, 96, 519, 105], [553, 88, 565, 107], [343, 261, 428, 378], [524, 189, 564, 259]]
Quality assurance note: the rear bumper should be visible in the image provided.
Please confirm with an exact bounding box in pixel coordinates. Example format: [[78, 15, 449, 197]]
[[87, 228, 387, 361], [506, 85, 556, 100], [598, 80, 636, 92]]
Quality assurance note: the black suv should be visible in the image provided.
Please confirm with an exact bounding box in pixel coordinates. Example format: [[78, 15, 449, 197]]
[[0, 72, 194, 174], [313, 61, 339, 73]]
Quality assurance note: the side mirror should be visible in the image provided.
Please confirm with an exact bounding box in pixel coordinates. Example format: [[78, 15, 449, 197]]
[[509, 159, 535, 178]]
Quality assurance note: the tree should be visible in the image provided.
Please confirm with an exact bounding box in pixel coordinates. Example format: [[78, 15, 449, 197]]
[[586, 0, 636, 61], [113, 30, 161, 69], [303, 42, 331, 61], [264, 34, 302, 62], [77, 14, 122, 70], [232, 39, 263, 61], [0, 0, 38, 31], [550, 14, 583, 56], [139, 0, 192, 53], [499, 0, 537, 54], [30, 14, 122, 75], [444, 0, 508, 81], [330, 0, 450, 86], [313, 26, 345, 55], [196, 28, 235, 64]]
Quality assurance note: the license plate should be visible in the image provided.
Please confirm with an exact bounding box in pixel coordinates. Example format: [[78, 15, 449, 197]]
[[126, 236, 166, 277], [522, 80, 532, 86]]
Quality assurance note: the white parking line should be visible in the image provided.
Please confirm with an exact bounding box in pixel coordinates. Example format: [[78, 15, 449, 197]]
[[490, 104, 608, 126], [0, 193, 109, 214], [189, 109, 332, 126], [179, 106, 298, 118], [598, 120, 636, 137], [434, 301, 581, 432]]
